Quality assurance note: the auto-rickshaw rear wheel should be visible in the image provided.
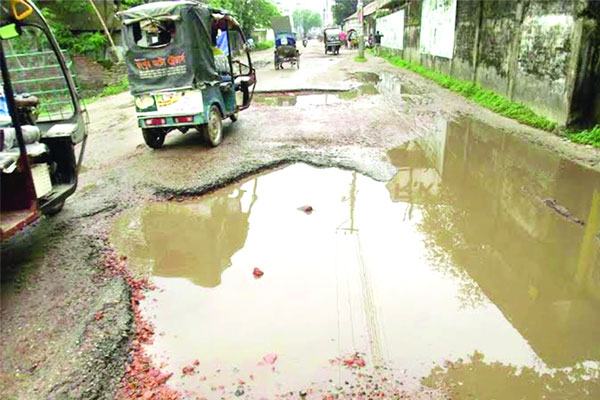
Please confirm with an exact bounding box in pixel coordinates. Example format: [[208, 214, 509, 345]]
[[142, 128, 166, 149], [203, 105, 223, 147]]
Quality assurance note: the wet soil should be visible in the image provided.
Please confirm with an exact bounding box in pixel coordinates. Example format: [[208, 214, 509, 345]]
[[2, 41, 599, 400]]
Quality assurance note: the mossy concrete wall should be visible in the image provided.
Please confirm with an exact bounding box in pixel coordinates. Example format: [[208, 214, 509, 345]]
[[383, 0, 599, 128]]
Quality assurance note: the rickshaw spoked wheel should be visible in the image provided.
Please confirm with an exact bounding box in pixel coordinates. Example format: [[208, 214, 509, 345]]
[[142, 128, 166, 149], [203, 105, 223, 147]]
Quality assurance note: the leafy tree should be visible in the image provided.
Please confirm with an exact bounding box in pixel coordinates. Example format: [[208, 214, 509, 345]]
[[39, 5, 106, 58], [292, 9, 322, 35], [331, 0, 374, 25], [208, 0, 280, 37]]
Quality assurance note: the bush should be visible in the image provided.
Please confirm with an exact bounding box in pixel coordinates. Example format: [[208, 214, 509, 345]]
[[254, 40, 274, 51]]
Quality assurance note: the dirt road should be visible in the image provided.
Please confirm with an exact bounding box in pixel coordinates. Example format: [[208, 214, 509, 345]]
[[1, 40, 599, 399]]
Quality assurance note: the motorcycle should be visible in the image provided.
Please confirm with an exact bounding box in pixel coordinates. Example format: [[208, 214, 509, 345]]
[[302, 38, 308, 47]]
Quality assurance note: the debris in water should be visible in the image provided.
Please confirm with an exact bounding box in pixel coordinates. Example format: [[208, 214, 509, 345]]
[[298, 205, 314, 214], [182, 365, 195, 376], [330, 352, 367, 369], [253, 267, 264, 278], [103, 249, 180, 400], [543, 198, 585, 226], [260, 353, 278, 365], [235, 386, 245, 396]]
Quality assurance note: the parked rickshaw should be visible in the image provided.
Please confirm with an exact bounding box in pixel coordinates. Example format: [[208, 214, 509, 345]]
[[118, 1, 256, 149], [1, 0, 88, 240], [324, 27, 342, 55], [274, 32, 299, 70]]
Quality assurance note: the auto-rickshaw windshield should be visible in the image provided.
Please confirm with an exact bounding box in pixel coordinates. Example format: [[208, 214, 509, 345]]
[[128, 16, 181, 49], [2, 24, 75, 122]]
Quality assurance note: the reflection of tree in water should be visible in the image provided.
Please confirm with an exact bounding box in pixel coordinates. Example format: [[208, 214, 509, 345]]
[[139, 182, 257, 287], [416, 187, 488, 309], [389, 117, 600, 371], [422, 351, 600, 399]]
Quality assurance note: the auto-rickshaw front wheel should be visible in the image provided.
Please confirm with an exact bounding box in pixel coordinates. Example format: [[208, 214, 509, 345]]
[[202, 105, 223, 147], [142, 128, 166, 149]]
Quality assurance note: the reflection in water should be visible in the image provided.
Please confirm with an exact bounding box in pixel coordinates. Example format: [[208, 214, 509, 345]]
[[255, 93, 344, 107], [112, 180, 257, 287], [422, 351, 600, 399], [387, 116, 600, 395], [110, 120, 600, 398]]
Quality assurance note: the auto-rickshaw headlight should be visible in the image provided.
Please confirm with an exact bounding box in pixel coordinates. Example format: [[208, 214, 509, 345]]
[[135, 95, 155, 111]]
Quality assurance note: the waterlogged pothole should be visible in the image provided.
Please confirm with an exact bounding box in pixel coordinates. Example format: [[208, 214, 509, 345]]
[[254, 92, 347, 107], [112, 124, 600, 399]]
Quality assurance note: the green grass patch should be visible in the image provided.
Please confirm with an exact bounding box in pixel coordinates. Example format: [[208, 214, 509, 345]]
[[565, 125, 600, 148], [99, 77, 130, 97], [254, 40, 274, 51], [379, 52, 557, 132], [354, 56, 367, 63], [83, 77, 130, 105]]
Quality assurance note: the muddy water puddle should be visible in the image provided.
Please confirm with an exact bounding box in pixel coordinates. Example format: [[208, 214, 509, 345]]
[[112, 117, 600, 399], [255, 92, 346, 107]]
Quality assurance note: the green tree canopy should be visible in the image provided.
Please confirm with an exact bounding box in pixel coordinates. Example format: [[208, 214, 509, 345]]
[[208, 0, 280, 37], [331, 0, 374, 25], [292, 9, 323, 34]]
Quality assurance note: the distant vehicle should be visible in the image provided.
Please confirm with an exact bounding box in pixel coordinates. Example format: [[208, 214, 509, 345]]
[[274, 32, 300, 70], [117, 1, 256, 149], [324, 27, 342, 55], [271, 15, 299, 70], [1, 0, 88, 240], [302, 37, 308, 47]]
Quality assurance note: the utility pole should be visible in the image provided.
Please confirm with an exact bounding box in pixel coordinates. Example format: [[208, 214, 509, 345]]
[[357, 0, 364, 58]]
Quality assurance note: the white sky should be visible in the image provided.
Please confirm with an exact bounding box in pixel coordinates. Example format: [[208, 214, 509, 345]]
[[275, 0, 327, 13]]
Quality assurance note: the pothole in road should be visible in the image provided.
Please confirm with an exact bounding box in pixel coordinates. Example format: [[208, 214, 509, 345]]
[[255, 92, 347, 106], [110, 116, 600, 399], [255, 86, 380, 106]]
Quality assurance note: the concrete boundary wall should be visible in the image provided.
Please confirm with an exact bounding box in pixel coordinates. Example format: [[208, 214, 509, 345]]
[[380, 0, 599, 128]]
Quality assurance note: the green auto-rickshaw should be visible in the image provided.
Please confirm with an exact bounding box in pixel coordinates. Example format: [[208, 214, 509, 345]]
[[118, 1, 256, 148]]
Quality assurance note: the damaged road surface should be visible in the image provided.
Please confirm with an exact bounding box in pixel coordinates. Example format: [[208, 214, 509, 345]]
[[2, 40, 600, 400], [111, 123, 600, 399]]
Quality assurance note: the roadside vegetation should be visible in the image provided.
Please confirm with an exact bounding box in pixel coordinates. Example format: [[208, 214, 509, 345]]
[[375, 51, 599, 148], [378, 51, 556, 131], [565, 125, 600, 147], [82, 77, 129, 105], [254, 40, 274, 51]]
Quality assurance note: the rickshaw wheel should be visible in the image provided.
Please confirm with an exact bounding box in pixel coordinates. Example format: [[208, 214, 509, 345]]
[[142, 128, 166, 149], [203, 105, 223, 147]]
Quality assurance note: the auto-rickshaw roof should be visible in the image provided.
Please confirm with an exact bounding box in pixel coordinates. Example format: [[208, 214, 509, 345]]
[[119, 1, 200, 21], [118, 0, 240, 29]]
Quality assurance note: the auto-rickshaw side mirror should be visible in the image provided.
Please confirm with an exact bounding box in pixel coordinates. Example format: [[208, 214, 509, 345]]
[[11, 0, 33, 21], [0, 24, 21, 40]]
